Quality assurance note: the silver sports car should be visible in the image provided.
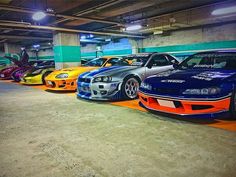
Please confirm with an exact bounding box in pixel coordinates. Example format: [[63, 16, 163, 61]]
[[77, 52, 180, 100]]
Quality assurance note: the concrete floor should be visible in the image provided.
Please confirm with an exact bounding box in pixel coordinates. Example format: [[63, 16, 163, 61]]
[[0, 80, 236, 177]]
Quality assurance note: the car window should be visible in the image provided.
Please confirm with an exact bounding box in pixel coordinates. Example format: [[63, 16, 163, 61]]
[[106, 58, 130, 66], [150, 55, 171, 66], [106, 58, 119, 65], [166, 55, 179, 63]]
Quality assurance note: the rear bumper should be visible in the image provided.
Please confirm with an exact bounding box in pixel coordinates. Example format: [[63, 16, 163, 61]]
[[45, 79, 77, 91], [138, 91, 231, 116]]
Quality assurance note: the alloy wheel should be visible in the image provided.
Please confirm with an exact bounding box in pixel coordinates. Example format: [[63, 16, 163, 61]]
[[124, 78, 139, 99]]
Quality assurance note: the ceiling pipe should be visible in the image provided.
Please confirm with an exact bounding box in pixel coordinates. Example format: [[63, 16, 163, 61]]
[[0, 27, 52, 33], [0, 34, 52, 40], [0, 39, 7, 43], [0, 22, 145, 38], [51, 0, 125, 25], [132, 0, 235, 24], [0, 4, 123, 26]]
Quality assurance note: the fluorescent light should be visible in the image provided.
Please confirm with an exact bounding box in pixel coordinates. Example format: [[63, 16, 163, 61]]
[[153, 30, 163, 35], [105, 38, 111, 42], [212, 6, 236, 15], [32, 11, 46, 21], [33, 44, 40, 48], [126, 25, 142, 31], [80, 35, 86, 39]]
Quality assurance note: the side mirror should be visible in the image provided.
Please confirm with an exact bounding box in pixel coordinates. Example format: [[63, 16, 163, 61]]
[[147, 60, 153, 69], [171, 60, 179, 69]]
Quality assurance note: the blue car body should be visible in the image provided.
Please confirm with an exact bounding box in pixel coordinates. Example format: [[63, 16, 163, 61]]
[[139, 50, 236, 118]]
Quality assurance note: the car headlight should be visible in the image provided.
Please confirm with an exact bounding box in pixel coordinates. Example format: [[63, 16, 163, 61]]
[[31, 69, 43, 75], [140, 82, 152, 90], [93, 76, 112, 83], [56, 73, 69, 78], [182, 87, 221, 95]]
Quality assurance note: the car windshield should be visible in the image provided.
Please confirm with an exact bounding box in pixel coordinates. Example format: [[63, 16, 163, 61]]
[[179, 52, 236, 70], [123, 54, 151, 66], [83, 58, 107, 67], [109, 58, 131, 66], [38, 61, 54, 66]]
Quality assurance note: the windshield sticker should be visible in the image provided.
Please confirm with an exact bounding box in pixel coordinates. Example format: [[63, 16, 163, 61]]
[[193, 65, 213, 68], [192, 71, 235, 81], [161, 79, 185, 83]]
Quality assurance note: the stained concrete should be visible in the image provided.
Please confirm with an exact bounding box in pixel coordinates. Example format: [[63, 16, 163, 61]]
[[0, 80, 236, 177]]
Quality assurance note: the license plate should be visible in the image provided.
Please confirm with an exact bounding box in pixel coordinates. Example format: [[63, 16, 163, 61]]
[[47, 81, 53, 85], [0, 74, 4, 77], [157, 99, 176, 108]]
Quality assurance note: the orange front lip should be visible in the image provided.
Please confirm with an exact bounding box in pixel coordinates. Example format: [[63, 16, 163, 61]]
[[45, 78, 77, 91], [138, 92, 231, 115]]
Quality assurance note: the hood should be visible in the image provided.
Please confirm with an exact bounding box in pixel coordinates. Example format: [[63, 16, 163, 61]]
[[80, 66, 139, 78], [47, 66, 98, 79], [145, 69, 236, 89]]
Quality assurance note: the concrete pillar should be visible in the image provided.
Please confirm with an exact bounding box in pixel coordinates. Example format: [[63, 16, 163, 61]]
[[4, 43, 21, 65], [53, 32, 81, 69], [128, 39, 140, 54]]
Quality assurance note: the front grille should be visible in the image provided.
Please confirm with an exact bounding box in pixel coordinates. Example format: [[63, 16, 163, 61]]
[[78, 78, 91, 83], [192, 105, 213, 110], [153, 88, 179, 95]]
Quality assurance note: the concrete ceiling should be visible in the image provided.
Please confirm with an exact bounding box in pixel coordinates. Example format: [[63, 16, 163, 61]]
[[0, 0, 235, 46]]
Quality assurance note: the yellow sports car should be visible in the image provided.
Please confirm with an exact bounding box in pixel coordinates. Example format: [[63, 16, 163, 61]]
[[45, 57, 123, 91], [20, 61, 55, 85]]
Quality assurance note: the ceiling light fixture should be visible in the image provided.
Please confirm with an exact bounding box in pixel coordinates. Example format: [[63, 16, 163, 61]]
[[153, 30, 163, 35], [126, 24, 142, 31], [32, 11, 46, 21], [33, 44, 40, 48], [212, 6, 236, 15]]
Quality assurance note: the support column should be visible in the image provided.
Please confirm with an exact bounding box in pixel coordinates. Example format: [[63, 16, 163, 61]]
[[128, 39, 139, 54], [4, 43, 20, 65], [53, 32, 81, 69]]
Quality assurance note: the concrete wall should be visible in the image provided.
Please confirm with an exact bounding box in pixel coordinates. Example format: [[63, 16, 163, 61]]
[[140, 23, 236, 59], [79, 22, 236, 61], [81, 38, 132, 60], [29, 48, 54, 60], [5, 22, 233, 64]]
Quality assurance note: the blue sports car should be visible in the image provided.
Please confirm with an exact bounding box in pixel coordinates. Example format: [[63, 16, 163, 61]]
[[139, 50, 236, 118]]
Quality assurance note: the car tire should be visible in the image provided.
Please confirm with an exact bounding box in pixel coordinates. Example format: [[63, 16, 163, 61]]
[[230, 90, 236, 119], [121, 76, 140, 100], [42, 71, 52, 84]]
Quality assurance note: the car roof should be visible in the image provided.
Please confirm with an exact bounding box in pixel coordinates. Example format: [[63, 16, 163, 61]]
[[126, 52, 156, 58], [194, 50, 236, 55]]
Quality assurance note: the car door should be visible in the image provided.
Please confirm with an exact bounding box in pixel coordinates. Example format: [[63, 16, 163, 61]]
[[145, 54, 173, 77]]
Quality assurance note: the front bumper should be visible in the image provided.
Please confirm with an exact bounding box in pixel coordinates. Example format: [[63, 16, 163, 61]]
[[77, 81, 122, 100], [0, 73, 11, 79], [20, 75, 43, 85], [138, 91, 231, 117], [45, 78, 77, 91]]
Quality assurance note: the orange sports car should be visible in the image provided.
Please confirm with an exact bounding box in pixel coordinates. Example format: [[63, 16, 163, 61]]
[[45, 57, 123, 91]]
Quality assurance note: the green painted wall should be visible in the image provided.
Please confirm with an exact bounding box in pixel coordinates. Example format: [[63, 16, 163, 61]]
[[81, 49, 132, 60], [0, 53, 20, 65], [53, 45, 81, 62], [29, 56, 54, 60]]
